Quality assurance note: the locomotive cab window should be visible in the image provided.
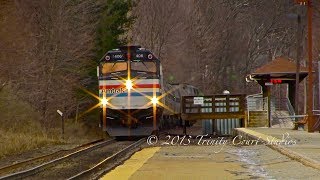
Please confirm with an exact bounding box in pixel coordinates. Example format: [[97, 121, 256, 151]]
[[101, 62, 127, 75], [131, 61, 157, 73]]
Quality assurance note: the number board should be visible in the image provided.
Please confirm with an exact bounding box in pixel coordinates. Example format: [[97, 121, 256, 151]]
[[110, 53, 125, 61], [106, 51, 156, 61], [132, 52, 145, 61]]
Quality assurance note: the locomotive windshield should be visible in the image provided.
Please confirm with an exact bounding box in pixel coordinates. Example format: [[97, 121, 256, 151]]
[[99, 47, 159, 79], [131, 61, 157, 73], [100, 61, 127, 75]]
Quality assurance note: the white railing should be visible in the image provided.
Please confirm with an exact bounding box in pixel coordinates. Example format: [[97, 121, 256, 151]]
[[246, 94, 268, 124], [246, 94, 268, 111]]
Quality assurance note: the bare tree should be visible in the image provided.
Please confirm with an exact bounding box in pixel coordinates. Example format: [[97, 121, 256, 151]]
[[0, 0, 102, 129], [131, 0, 299, 95]]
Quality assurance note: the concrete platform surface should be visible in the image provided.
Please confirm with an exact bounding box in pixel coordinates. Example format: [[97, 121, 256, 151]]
[[101, 135, 320, 180], [102, 146, 251, 180], [234, 127, 320, 170]]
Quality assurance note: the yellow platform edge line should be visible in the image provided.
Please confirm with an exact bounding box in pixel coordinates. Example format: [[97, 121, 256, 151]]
[[101, 147, 161, 180]]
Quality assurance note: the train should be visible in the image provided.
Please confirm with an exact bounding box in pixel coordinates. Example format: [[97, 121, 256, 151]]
[[161, 83, 199, 128], [97, 46, 199, 137]]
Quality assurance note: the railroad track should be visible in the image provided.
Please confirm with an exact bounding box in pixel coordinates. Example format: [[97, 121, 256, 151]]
[[0, 139, 105, 176], [0, 139, 115, 180], [0, 138, 145, 180], [69, 138, 145, 180]]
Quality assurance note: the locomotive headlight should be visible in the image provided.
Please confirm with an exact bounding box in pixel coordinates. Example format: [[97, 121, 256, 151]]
[[126, 79, 133, 90], [151, 96, 159, 105], [101, 98, 108, 106]]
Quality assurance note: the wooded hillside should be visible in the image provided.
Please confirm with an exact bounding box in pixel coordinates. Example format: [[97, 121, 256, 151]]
[[132, 0, 320, 95], [0, 0, 320, 153]]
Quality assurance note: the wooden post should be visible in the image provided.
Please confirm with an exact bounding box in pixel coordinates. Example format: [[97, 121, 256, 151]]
[[306, 0, 314, 132], [295, 13, 302, 115], [318, 61, 320, 112], [57, 110, 64, 139], [296, 0, 315, 132], [61, 115, 64, 139], [261, 83, 271, 127], [288, 82, 296, 110], [267, 86, 271, 127]]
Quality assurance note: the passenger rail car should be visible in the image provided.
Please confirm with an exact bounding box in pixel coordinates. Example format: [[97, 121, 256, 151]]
[[98, 46, 163, 137], [162, 83, 200, 128]]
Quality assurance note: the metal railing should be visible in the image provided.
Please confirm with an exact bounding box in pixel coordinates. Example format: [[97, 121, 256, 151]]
[[246, 93, 268, 111], [270, 97, 295, 122], [270, 97, 295, 115], [246, 94, 268, 125]]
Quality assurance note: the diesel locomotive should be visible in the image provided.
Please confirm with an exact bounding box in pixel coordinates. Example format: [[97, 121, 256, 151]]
[[97, 46, 199, 137]]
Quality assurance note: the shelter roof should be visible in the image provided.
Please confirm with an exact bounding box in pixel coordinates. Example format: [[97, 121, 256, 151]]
[[248, 57, 310, 82], [252, 57, 308, 75]]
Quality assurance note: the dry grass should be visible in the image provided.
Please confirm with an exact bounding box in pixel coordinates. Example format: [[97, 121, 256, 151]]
[[0, 86, 103, 159], [0, 130, 60, 158], [0, 86, 61, 158], [64, 121, 104, 143]]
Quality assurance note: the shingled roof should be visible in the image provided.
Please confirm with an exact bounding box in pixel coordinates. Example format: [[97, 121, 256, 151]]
[[252, 57, 308, 75]]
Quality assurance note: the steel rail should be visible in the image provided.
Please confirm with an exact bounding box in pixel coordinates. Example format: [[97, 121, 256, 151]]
[[0, 139, 104, 174], [68, 138, 145, 180], [0, 139, 116, 180]]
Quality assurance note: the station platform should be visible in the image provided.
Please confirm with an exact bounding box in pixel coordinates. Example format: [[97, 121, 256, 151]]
[[234, 127, 320, 170], [102, 145, 251, 180], [101, 128, 320, 179]]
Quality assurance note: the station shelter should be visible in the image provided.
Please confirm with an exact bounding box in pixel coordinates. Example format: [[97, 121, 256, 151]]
[[246, 57, 309, 127]]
